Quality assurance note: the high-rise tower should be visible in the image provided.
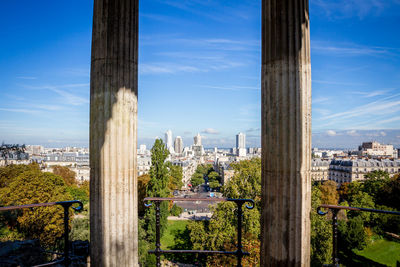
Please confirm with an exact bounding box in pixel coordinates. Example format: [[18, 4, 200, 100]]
[[165, 130, 175, 154], [193, 133, 202, 146], [174, 136, 183, 154], [236, 132, 246, 157]]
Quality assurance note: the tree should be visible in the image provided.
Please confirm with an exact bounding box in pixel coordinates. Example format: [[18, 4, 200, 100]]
[[167, 163, 183, 191], [379, 174, 400, 210], [363, 170, 389, 203], [0, 169, 72, 246], [338, 216, 367, 251], [207, 171, 221, 190], [188, 158, 262, 265], [190, 172, 204, 187], [170, 204, 182, 216], [138, 174, 150, 217], [0, 163, 39, 188], [52, 165, 77, 186], [310, 186, 332, 266], [142, 139, 170, 265], [319, 180, 339, 205]]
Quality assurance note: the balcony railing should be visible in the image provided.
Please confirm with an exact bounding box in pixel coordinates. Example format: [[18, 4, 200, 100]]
[[144, 197, 255, 267], [0, 200, 83, 267], [317, 204, 400, 266]]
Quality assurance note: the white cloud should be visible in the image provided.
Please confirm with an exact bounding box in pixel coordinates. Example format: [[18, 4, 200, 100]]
[[326, 130, 337, 136], [346, 130, 360, 136]]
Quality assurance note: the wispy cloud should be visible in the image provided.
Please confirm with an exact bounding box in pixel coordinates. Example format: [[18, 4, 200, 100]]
[[157, 0, 259, 23], [140, 63, 203, 74], [315, 93, 400, 129], [312, 41, 398, 57], [16, 76, 37, 80], [22, 83, 89, 106], [313, 80, 365, 86], [312, 97, 330, 104], [246, 128, 260, 133], [0, 107, 39, 114], [201, 128, 219, 135], [312, 0, 398, 19], [352, 89, 391, 98], [199, 85, 259, 91]]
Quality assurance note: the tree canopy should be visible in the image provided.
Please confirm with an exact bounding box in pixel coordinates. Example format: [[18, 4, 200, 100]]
[[0, 168, 72, 246]]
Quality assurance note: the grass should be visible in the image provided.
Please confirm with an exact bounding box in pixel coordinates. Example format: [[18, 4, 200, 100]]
[[354, 238, 400, 267], [161, 220, 189, 250]]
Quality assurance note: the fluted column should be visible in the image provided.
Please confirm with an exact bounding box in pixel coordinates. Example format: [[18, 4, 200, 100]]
[[90, 0, 138, 266], [261, 0, 311, 266]]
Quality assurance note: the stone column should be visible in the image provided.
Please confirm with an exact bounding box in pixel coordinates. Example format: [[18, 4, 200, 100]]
[[90, 0, 138, 266], [261, 0, 311, 266]]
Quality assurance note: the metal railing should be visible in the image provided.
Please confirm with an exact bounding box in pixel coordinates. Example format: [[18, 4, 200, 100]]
[[144, 197, 255, 267], [0, 200, 83, 267], [317, 204, 400, 266]]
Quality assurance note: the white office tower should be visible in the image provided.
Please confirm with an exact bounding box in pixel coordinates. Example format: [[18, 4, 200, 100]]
[[194, 133, 202, 146], [174, 136, 183, 154], [236, 132, 246, 157], [164, 130, 175, 154]]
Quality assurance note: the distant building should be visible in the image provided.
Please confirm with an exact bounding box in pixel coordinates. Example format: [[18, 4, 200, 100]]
[[165, 130, 175, 154], [311, 159, 330, 181], [174, 136, 183, 154], [194, 133, 202, 146], [26, 145, 44, 155], [329, 159, 400, 184], [359, 141, 395, 157], [236, 132, 246, 157], [137, 155, 151, 176]]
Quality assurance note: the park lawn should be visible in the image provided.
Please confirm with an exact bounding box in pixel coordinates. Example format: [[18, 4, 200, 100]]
[[354, 238, 400, 267], [161, 220, 188, 250]]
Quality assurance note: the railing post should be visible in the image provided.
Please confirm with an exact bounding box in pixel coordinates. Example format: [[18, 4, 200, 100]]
[[62, 203, 71, 267], [331, 209, 339, 267], [236, 200, 244, 267], [155, 201, 161, 267]]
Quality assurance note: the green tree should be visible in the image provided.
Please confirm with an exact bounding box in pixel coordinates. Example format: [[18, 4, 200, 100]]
[[380, 174, 400, 210], [167, 163, 183, 191], [363, 170, 389, 203], [0, 169, 72, 246], [190, 172, 204, 187], [142, 139, 170, 265], [170, 204, 182, 216], [310, 186, 332, 266], [188, 158, 262, 266], [338, 216, 367, 251]]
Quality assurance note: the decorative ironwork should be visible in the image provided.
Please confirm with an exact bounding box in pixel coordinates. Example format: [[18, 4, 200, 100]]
[[144, 197, 255, 267], [0, 200, 83, 267], [317, 204, 400, 266]]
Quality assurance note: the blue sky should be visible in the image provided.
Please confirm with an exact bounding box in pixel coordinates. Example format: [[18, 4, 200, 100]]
[[0, 0, 399, 149]]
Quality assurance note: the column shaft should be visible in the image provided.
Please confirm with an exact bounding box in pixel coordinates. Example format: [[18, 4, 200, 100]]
[[90, 0, 138, 266], [261, 0, 311, 266]]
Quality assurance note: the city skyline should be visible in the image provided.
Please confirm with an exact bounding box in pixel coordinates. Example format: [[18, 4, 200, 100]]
[[0, 1, 400, 148]]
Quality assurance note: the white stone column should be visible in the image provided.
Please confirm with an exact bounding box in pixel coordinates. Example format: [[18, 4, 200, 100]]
[[261, 0, 312, 266], [90, 0, 138, 266]]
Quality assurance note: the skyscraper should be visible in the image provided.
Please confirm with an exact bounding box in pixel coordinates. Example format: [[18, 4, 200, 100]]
[[165, 130, 175, 153], [174, 136, 183, 154], [193, 133, 202, 146], [236, 132, 246, 157]]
